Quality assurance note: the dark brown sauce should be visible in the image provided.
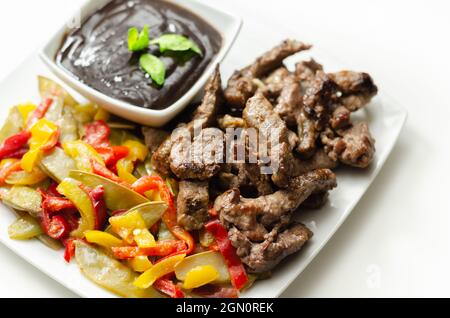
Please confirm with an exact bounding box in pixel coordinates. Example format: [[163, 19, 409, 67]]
[[57, 0, 222, 110]]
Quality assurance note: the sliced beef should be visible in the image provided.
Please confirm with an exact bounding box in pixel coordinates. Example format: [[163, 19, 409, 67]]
[[216, 169, 337, 241], [295, 59, 324, 92], [243, 93, 297, 188], [330, 105, 352, 130], [142, 127, 169, 154], [329, 71, 378, 112], [170, 127, 224, 180], [260, 67, 290, 99], [152, 67, 223, 175], [296, 110, 318, 157], [224, 40, 311, 109], [300, 191, 329, 209], [274, 75, 302, 127], [292, 149, 339, 175], [177, 181, 209, 231], [229, 223, 313, 274], [321, 121, 376, 168]]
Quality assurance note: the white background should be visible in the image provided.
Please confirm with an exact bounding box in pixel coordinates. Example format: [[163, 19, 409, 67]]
[[0, 0, 449, 298]]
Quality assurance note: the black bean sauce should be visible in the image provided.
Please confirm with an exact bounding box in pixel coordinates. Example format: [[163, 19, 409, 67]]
[[57, 0, 222, 110]]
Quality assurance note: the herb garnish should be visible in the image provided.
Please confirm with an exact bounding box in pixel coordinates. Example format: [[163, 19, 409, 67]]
[[127, 26, 202, 87], [128, 25, 149, 52], [139, 53, 166, 86]]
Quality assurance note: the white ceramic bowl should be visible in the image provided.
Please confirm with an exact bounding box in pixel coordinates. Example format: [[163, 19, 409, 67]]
[[39, 0, 242, 127]]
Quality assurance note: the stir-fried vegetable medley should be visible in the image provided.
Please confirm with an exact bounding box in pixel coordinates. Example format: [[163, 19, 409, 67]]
[[0, 77, 249, 298]]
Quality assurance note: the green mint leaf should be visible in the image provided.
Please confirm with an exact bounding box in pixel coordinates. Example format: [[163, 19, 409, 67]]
[[139, 53, 166, 86], [150, 34, 203, 56], [128, 25, 149, 52]]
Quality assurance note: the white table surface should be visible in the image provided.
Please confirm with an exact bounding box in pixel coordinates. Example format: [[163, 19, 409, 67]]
[[0, 0, 449, 298]]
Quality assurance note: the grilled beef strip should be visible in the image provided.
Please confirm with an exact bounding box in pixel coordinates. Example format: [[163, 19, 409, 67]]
[[215, 169, 337, 241], [224, 40, 311, 109], [229, 223, 313, 274], [243, 93, 297, 188], [215, 169, 336, 273], [295, 59, 324, 93], [152, 66, 223, 176], [329, 71, 378, 112], [142, 127, 170, 154], [170, 127, 224, 180], [321, 121, 376, 168], [177, 180, 210, 231]]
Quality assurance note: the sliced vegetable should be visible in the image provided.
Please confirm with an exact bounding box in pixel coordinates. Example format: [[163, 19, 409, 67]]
[[17, 103, 37, 123], [59, 112, 79, 143], [44, 97, 64, 123], [133, 228, 156, 248], [183, 265, 220, 290], [0, 159, 23, 184], [21, 118, 59, 172], [127, 202, 168, 229], [37, 234, 63, 250], [205, 220, 249, 290], [2, 186, 42, 217], [83, 120, 110, 148], [57, 178, 96, 238], [63, 141, 104, 172], [39, 147, 77, 182], [154, 278, 184, 298], [38, 76, 77, 107], [70, 170, 148, 211], [175, 251, 230, 283], [6, 168, 47, 185], [132, 176, 195, 254], [91, 159, 130, 187], [0, 131, 31, 161], [112, 240, 185, 259], [74, 241, 162, 298], [109, 210, 147, 244], [8, 215, 43, 240], [85, 230, 124, 248], [26, 98, 53, 129], [134, 253, 186, 289], [128, 256, 153, 273], [117, 159, 137, 184], [0, 107, 24, 143]]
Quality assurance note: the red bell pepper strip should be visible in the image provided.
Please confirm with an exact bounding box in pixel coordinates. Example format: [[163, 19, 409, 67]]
[[132, 176, 195, 255], [96, 146, 129, 168], [85, 185, 107, 230], [26, 98, 53, 129], [154, 278, 185, 298], [63, 238, 76, 263], [0, 160, 23, 184], [46, 182, 61, 197], [0, 131, 31, 160], [90, 159, 131, 188], [205, 220, 248, 290], [38, 189, 75, 215], [46, 215, 71, 240], [83, 120, 111, 148], [111, 240, 186, 260], [3, 148, 28, 160]]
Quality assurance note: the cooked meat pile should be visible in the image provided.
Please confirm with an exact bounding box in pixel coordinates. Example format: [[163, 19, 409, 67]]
[[143, 40, 378, 274]]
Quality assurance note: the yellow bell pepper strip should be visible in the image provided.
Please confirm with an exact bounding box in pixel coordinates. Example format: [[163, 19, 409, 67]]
[[56, 178, 96, 238], [94, 108, 110, 122], [0, 131, 31, 161], [0, 159, 22, 185], [134, 253, 186, 289], [122, 140, 148, 162], [26, 98, 53, 129], [153, 278, 185, 298], [21, 118, 59, 172], [183, 265, 220, 290], [128, 256, 153, 273], [205, 220, 249, 290], [132, 176, 195, 255], [112, 240, 185, 260], [5, 167, 47, 186], [117, 158, 138, 184], [109, 210, 156, 247], [133, 228, 156, 248], [17, 103, 37, 123], [63, 141, 104, 172], [116, 140, 148, 184], [109, 209, 146, 244], [85, 230, 124, 249]]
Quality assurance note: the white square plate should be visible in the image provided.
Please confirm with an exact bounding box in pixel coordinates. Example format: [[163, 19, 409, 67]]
[[0, 23, 407, 298]]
